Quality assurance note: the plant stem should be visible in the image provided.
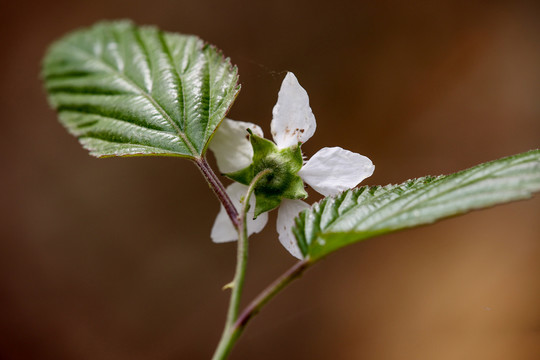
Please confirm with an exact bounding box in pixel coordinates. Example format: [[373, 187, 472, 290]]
[[234, 258, 309, 329], [213, 258, 310, 359], [195, 157, 240, 228], [200, 159, 311, 359], [227, 169, 270, 324], [212, 169, 271, 360]]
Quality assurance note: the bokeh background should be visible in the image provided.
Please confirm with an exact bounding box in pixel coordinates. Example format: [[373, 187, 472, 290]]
[[1, 0, 539, 359]]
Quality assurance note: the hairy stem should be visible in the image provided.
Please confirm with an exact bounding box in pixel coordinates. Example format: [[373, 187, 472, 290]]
[[213, 258, 310, 359], [195, 157, 240, 228], [234, 259, 309, 329], [227, 169, 270, 324], [212, 169, 271, 360]]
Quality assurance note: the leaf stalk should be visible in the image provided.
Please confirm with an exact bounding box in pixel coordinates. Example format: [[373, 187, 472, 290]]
[[195, 157, 240, 228]]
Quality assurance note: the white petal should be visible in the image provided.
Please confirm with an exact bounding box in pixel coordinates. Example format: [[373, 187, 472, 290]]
[[299, 147, 375, 196], [209, 118, 264, 173], [211, 204, 238, 243], [211, 183, 268, 243], [271, 72, 316, 149], [276, 199, 310, 259]]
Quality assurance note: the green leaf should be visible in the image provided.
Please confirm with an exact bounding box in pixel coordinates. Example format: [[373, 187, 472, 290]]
[[293, 150, 540, 260], [42, 20, 240, 159]]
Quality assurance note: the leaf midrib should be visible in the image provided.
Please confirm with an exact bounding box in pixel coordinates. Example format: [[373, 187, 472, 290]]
[[157, 30, 193, 153], [64, 41, 201, 158]]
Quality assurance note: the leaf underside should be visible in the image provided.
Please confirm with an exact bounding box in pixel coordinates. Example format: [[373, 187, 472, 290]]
[[42, 21, 240, 159], [293, 150, 540, 260]]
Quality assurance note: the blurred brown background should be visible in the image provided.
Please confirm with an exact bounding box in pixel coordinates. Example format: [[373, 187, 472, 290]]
[[1, 0, 539, 359]]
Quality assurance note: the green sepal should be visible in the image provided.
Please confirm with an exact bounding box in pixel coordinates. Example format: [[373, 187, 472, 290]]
[[252, 192, 283, 218], [226, 131, 307, 217], [226, 164, 255, 187]]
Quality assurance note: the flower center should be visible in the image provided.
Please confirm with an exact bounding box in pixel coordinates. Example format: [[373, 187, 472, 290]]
[[254, 155, 296, 195], [225, 132, 308, 216]]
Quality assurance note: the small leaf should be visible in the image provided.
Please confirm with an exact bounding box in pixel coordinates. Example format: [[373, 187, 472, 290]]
[[42, 20, 240, 159], [293, 150, 540, 260]]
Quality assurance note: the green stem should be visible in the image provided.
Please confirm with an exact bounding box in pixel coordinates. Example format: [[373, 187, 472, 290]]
[[212, 259, 310, 359], [212, 169, 271, 360], [234, 259, 309, 329]]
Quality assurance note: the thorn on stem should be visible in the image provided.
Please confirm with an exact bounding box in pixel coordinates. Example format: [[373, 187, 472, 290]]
[[222, 281, 235, 291]]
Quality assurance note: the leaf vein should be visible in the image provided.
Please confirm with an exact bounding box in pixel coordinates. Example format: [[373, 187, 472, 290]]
[[64, 36, 199, 157]]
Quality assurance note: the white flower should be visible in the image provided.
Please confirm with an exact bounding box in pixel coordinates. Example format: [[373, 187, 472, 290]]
[[209, 121, 268, 243], [210, 182, 269, 243], [209, 72, 374, 258]]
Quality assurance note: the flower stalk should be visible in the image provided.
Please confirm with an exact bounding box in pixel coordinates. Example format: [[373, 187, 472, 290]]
[[212, 169, 271, 360], [213, 257, 310, 360], [234, 258, 309, 328]]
